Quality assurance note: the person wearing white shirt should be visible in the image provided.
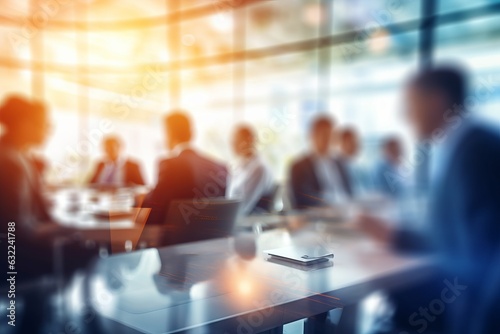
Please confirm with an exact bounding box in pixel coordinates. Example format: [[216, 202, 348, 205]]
[[336, 127, 368, 197], [228, 125, 274, 215], [373, 136, 406, 198]]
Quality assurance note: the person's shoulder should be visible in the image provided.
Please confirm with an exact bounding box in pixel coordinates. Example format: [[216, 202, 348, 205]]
[[291, 153, 313, 168], [467, 122, 500, 144], [188, 149, 227, 170], [93, 159, 105, 168], [0, 147, 24, 179], [452, 122, 500, 177], [158, 156, 173, 168], [255, 155, 270, 171], [124, 158, 141, 168], [460, 122, 500, 157]]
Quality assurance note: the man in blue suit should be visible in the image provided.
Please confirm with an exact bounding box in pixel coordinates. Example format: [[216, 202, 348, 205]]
[[360, 67, 500, 334], [373, 136, 405, 198]]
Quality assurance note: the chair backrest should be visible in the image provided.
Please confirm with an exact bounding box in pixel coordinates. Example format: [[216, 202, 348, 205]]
[[252, 184, 279, 214], [162, 198, 240, 246], [283, 181, 296, 211]]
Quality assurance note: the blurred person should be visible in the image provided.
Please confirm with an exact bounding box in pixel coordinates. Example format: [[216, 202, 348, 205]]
[[142, 110, 228, 225], [88, 135, 145, 187], [336, 127, 368, 197], [0, 97, 52, 232], [289, 115, 352, 209], [373, 136, 405, 198], [0, 96, 97, 333], [31, 154, 47, 179], [228, 125, 274, 215], [357, 67, 500, 334]]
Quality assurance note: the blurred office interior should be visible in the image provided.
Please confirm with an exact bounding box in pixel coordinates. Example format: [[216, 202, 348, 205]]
[[1, 0, 499, 185], [1, 1, 500, 334]]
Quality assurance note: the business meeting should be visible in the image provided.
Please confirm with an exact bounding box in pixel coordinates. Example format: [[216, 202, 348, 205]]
[[1, 0, 500, 333]]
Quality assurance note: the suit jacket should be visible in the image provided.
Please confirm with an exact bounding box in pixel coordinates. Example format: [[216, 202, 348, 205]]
[[395, 123, 500, 333], [89, 158, 145, 186], [0, 142, 53, 278], [373, 159, 404, 197], [289, 154, 352, 209], [142, 149, 228, 225]]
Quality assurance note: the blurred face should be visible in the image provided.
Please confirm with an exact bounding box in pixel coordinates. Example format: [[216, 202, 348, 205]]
[[311, 123, 333, 156], [104, 140, 120, 161], [341, 133, 359, 157], [405, 86, 446, 139], [232, 131, 254, 158], [385, 141, 402, 164]]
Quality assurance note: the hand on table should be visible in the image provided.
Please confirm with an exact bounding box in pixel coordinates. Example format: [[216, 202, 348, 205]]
[[354, 213, 395, 245]]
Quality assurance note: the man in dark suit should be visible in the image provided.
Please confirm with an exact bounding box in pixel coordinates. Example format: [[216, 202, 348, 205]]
[[142, 111, 228, 225], [0, 96, 97, 333], [88, 135, 145, 187], [289, 115, 352, 209], [358, 67, 500, 334]]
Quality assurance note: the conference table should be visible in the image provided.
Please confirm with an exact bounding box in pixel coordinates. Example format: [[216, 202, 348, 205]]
[[84, 218, 435, 334], [49, 186, 290, 251], [47, 187, 435, 333], [48, 186, 394, 249]]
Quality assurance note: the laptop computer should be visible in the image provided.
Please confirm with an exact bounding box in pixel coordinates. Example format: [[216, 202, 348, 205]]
[[264, 246, 334, 265]]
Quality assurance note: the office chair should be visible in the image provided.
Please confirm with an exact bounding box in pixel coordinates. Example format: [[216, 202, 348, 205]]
[[252, 184, 279, 214], [162, 198, 240, 246]]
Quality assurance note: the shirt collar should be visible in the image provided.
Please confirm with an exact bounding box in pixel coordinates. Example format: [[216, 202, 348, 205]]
[[171, 142, 193, 157], [105, 156, 125, 166], [239, 153, 259, 166], [311, 151, 334, 163]]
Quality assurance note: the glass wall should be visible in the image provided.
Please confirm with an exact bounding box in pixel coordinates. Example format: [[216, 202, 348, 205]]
[[0, 0, 499, 184]]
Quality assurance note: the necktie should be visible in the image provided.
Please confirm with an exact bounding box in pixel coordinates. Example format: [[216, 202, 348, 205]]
[[104, 164, 117, 184]]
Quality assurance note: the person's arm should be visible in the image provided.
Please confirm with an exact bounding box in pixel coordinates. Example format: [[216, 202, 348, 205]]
[[143, 160, 169, 209], [0, 161, 24, 227], [454, 139, 500, 267], [356, 213, 432, 254], [126, 161, 146, 186], [0, 160, 72, 240], [134, 162, 146, 186]]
